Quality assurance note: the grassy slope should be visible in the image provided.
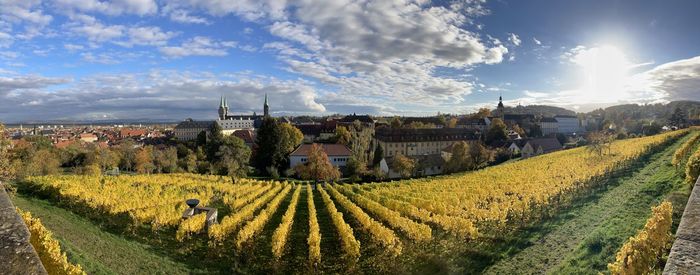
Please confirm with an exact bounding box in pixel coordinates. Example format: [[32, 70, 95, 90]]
[[484, 134, 691, 275], [12, 195, 197, 275]]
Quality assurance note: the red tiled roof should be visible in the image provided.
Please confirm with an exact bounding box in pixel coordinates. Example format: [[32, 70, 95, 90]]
[[233, 130, 255, 144], [120, 129, 146, 137], [290, 143, 352, 157]]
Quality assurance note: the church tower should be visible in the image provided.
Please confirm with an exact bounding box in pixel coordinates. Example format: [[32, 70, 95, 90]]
[[218, 95, 226, 120], [263, 93, 269, 117], [223, 97, 229, 117], [496, 94, 505, 118]]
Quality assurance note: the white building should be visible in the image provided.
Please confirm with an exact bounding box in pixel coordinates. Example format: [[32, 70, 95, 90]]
[[217, 118, 255, 136], [539, 117, 559, 136], [289, 144, 352, 169], [555, 115, 580, 134]]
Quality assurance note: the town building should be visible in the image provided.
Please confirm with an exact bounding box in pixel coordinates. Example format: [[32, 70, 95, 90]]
[[555, 115, 581, 134], [79, 133, 97, 142], [539, 117, 559, 136], [521, 137, 563, 158], [289, 144, 352, 169], [456, 117, 491, 132], [216, 94, 270, 133], [374, 127, 478, 158], [173, 119, 215, 141], [402, 117, 445, 128]]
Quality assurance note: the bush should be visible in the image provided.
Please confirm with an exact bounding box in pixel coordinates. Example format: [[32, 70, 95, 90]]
[[608, 202, 673, 275], [685, 148, 700, 184]]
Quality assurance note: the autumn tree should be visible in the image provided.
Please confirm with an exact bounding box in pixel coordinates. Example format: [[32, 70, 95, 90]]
[[345, 157, 367, 182], [446, 117, 458, 128], [445, 141, 471, 173], [294, 144, 340, 181], [335, 126, 351, 145], [279, 123, 304, 154], [135, 146, 155, 174], [115, 139, 137, 171], [391, 153, 416, 178], [215, 135, 251, 178], [468, 141, 493, 170], [0, 123, 14, 181], [390, 116, 402, 129], [154, 147, 178, 173], [486, 118, 509, 145]]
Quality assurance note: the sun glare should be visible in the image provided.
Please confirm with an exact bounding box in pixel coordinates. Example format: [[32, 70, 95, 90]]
[[572, 45, 632, 102]]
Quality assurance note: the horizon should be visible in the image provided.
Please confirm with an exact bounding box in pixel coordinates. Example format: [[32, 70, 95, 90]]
[[2, 0, 700, 121]]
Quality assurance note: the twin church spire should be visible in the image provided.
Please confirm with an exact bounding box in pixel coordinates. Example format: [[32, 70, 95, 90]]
[[218, 93, 269, 120]]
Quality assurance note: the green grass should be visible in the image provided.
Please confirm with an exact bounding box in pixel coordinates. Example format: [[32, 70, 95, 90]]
[[483, 134, 692, 275], [11, 194, 200, 275]]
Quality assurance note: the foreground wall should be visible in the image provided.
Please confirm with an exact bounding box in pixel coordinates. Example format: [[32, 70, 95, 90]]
[[0, 182, 48, 275], [664, 177, 700, 274]]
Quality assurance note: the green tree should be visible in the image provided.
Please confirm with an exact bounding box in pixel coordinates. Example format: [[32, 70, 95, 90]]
[[154, 147, 178, 173], [206, 122, 224, 161], [293, 144, 340, 181], [253, 116, 286, 175], [116, 140, 137, 171], [345, 157, 367, 182], [196, 130, 207, 147], [391, 153, 415, 178], [372, 144, 384, 168], [216, 135, 251, 178], [486, 118, 509, 145], [669, 107, 686, 128]]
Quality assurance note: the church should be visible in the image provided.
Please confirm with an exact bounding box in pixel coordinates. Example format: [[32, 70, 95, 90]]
[[216, 94, 270, 135]]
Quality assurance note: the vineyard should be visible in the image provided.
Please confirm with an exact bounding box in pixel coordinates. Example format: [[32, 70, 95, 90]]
[[17, 130, 689, 273]]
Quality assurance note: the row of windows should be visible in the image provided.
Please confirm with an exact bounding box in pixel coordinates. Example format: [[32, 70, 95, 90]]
[[386, 142, 448, 148], [300, 157, 349, 163]]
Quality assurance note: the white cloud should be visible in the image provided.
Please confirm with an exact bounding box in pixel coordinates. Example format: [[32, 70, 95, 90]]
[[508, 33, 521, 46], [0, 71, 327, 121], [0, 0, 52, 26], [53, 0, 158, 16], [118, 26, 178, 47], [533, 37, 542, 45], [67, 20, 125, 42], [64, 43, 85, 52], [636, 55, 700, 101], [159, 36, 237, 58], [81, 52, 120, 64], [168, 9, 210, 25]]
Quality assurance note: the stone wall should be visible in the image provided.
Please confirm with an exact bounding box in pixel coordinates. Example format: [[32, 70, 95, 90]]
[[664, 177, 700, 274], [0, 183, 48, 275]]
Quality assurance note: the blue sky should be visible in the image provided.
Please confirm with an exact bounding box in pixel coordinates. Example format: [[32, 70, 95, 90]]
[[1, 0, 699, 122]]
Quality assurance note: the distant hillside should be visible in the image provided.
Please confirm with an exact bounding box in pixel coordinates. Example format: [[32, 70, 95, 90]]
[[588, 100, 700, 121], [500, 105, 577, 117]]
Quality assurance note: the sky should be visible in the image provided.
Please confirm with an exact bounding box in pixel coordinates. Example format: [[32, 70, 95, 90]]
[[1, 0, 700, 122]]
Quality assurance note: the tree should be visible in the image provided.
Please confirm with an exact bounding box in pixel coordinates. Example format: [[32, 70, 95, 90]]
[[154, 147, 178, 173], [468, 142, 493, 170], [335, 126, 351, 145], [486, 118, 508, 145], [116, 140, 137, 171], [372, 144, 384, 168], [135, 146, 155, 174], [642, 122, 662, 136], [253, 116, 286, 175], [87, 146, 119, 171], [586, 131, 612, 157], [345, 157, 367, 182], [512, 124, 526, 137], [391, 153, 415, 178], [206, 122, 224, 161], [279, 123, 304, 154], [293, 144, 340, 181], [445, 141, 471, 173], [216, 135, 251, 178], [474, 108, 492, 118], [347, 120, 373, 164], [390, 116, 402, 129], [446, 117, 458, 128], [0, 123, 15, 181], [669, 107, 687, 128], [196, 130, 208, 147], [26, 149, 61, 176]]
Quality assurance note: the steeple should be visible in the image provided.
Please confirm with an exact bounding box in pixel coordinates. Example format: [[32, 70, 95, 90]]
[[496, 93, 505, 119], [223, 97, 229, 115], [263, 93, 269, 117], [218, 95, 226, 120]]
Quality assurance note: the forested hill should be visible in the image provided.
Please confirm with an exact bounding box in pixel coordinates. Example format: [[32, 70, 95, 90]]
[[588, 101, 700, 120], [499, 105, 577, 117]]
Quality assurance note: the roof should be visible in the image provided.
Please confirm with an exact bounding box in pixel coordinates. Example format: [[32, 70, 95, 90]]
[[554, 115, 578, 119], [174, 120, 215, 129], [294, 124, 334, 136], [402, 117, 444, 126], [79, 133, 96, 138], [232, 130, 255, 144], [539, 117, 558, 123], [290, 143, 352, 157], [375, 127, 478, 142], [526, 138, 562, 153], [120, 128, 146, 137], [457, 117, 488, 125]]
